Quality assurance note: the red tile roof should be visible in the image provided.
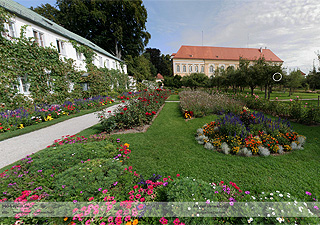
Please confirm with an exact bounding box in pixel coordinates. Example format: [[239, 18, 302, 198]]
[[173, 45, 283, 62], [156, 73, 164, 79]]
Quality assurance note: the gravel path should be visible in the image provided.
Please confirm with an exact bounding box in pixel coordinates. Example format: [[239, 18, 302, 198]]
[[0, 104, 121, 169]]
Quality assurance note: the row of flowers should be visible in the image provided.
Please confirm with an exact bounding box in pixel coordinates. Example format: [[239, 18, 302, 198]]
[[0, 96, 114, 133], [98, 88, 171, 133], [196, 107, 306, 156]]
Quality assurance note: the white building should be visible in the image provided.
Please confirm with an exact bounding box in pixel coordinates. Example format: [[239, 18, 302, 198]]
[[0, 0, 127, 95]]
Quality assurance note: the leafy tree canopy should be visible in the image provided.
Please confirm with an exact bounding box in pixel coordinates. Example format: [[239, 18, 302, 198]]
[[32, 0, 150, 59]]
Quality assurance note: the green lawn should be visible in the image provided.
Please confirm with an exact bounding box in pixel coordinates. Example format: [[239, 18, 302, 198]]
[[166, 94, 180, 101], [79, 102, 320, 200]]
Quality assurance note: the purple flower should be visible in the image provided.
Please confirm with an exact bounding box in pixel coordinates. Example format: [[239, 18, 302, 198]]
[[245, 191, 250, 195], [163, 182, 168, 186], [113, 182, 118, 186], [73, 200, 78, 203], [62, 185, 66, 188], [229, 202, 234, 206], [215, 191, 219, 194], [306, 191, 312, 196], [18, 174, 23, 178], [98, 188, 102, 191], [37, 170, 42, 173], [314, 206, 319, 210], [229, 197, 235, 202], [3, 192, 7, 194], [50, 174, 54, 177]]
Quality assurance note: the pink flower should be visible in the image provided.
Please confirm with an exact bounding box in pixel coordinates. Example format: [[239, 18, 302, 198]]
[[290, 99, 293, 102], [306, 191, 312, 196], [275, 97, 278, 100], [108, 216, 114, 222], [102, 189, 108, 194], [176, 174, 180, 177], [135, 194, 141, 199], [140, 197, 145, 202], [88, 197, 94, 201]]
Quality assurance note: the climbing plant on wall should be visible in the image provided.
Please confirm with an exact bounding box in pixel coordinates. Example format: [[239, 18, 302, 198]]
[[0, 8, 132, 109]]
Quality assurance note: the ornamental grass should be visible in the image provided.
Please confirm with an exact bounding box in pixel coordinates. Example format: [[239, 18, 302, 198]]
[[179, 90, 244, 117]]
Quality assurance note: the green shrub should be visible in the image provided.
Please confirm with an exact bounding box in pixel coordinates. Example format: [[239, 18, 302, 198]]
[[27, 141, 118, 174], [55, 158, 124, 199]]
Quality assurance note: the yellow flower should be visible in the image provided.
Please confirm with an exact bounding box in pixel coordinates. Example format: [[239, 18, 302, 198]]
[[124, 143, 130, 148], [18, 124, 24, 129], [64, 217, 68, 221], [133, 219, 138, 225], [126, 222, 132, 225]]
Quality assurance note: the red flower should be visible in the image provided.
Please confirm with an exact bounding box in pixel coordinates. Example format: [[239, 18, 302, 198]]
[[120, 112, 124, 115], [145, 112, 149, 115], [120, 96, 124, 99], [176, 174, 180, 177], [124, 107, 127, 111]]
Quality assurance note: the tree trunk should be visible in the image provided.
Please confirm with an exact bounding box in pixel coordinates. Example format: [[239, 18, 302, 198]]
[[264, 84, 268, 99], [251, 86, 254, 95]]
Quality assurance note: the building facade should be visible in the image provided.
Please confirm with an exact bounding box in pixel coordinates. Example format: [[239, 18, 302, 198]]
[[0, 0, 127, 95], [172, 45, 283, 77]]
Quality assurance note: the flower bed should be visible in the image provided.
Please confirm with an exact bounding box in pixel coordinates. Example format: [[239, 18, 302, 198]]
[[0, 133, 318, 224], [196, 107, 306, 156], [179, 90, 244, 118], [98, 89, 171, 133], [0, 96, 114, 133]]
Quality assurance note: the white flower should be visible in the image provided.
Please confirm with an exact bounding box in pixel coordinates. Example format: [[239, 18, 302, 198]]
[[192, 194, 194, 196], [270, 193, 273, 196], [248, 218, 253, 223], [262, 192, 265, 194], [195, 202, 198, 205], [188, 207, 191, 210], [298, 206, 303, 212], [308, 209, 313, 215], [193, 179, 195, 181], [276, 217, 284, 223], [270, 197, 273, 200], [272, 212, 275, 215], [267, 214, 270, 217], [303, 202, 307, 207], [279, 194, 283, 197], [197, 214, 199, 217], [276, 191, 280, 193], [193, 198, 195, 200], [251, 196, 256, 200]]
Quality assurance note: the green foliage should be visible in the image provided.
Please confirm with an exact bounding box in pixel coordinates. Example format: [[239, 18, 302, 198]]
[[27, 141, 118, 174], [0, 10, 82, 107], [33, 0, 150, 58], [181, 73, 210, 89], [125, 54, 155, 82], [286, 70, 304, 96], [55, 158, 124, 199], [164, 75, 182, 88]]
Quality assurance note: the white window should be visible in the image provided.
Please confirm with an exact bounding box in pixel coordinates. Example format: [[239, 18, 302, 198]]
[[189, 65, 192, 72], [76, 50, 82, 60], [8, 21, 16, 37], [105, 59, 110, 68], [56, 40, 66, 55], [209, 65, 214, 73], [195, 65, 198, 72], [99, 56, 103, 67], [17, 75, 30, 94], [33, 30, 44, 47], [201, 65, 204, 73], [176, 64, 180, 72], [183, 65, 186, 72]]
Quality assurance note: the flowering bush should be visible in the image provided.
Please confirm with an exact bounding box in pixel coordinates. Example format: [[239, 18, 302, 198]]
[[196, 107, 306, 156], [99, 88, 170, 132]]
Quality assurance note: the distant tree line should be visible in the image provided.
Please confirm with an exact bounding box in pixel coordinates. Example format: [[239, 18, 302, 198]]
[[164, 57, 320, 98]]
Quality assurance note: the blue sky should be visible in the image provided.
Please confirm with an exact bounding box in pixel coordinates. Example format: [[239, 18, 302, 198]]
[[14, 0, 320, 74]]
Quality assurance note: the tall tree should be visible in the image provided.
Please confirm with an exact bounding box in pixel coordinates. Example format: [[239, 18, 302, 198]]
[[31, 4, 60, 24], [32, 0, 150, 59], [286, 70, 304, 96]]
